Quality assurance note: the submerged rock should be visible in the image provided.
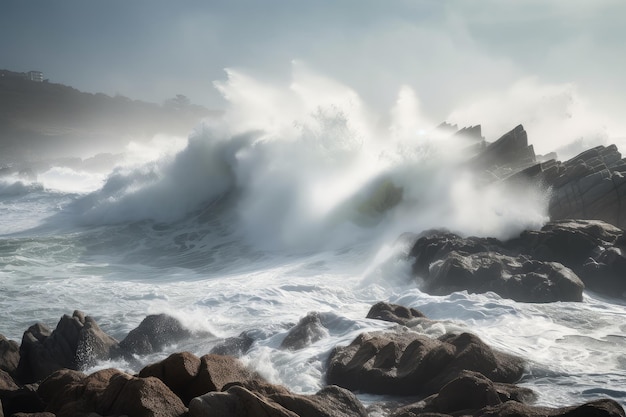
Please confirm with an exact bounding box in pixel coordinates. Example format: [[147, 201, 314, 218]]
[[366, 301, 427, 326], [210, 330, 255, 357], [280, 312, 328, 351]]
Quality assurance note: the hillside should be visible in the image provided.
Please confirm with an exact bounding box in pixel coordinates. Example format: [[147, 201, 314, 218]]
[[0, 70, 219, 162]]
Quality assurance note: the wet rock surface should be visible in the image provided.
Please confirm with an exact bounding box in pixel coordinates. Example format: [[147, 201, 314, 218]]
[[410, 219, 626, 300], [0, 304, 624, 417]]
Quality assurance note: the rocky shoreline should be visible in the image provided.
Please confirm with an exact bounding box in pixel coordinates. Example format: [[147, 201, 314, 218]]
[[1, 301, 625, 417], [2, 125, 626, 416]]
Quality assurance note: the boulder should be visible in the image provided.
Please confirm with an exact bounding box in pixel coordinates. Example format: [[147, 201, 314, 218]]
[[189, 384, 296, 417], [366, 302, 427, 326], [427, 251, 583, 302], [326, 328, 525, 396], [39, 368, 187, 417], [189, 381, 367, 417], [280, 312, 328, 351], [138, 351, 201, 405], [98, 373, 187, 417], [185, 354, 262, 400], [514, 220, 626, 296], [0, 335, 20, 379], [16, 311, 118, 383], [409, 220, 626, 300], [116, 314, 191, 357], [390, 371, 535, 416], [39, 368, 121, 417], [140, 352, 262, 404]]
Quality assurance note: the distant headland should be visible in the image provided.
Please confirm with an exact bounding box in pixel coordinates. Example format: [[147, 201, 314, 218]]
[[0, 68, 220, 162]]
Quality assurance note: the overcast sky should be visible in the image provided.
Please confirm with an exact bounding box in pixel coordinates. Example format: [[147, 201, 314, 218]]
[[2, 0, 625, 146]]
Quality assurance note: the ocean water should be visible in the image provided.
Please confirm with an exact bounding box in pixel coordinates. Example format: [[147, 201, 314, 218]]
[[1, 69, 625, 411]]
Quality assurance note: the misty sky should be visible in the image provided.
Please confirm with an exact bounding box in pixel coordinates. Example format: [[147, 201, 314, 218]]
[[2, 0, 625, 144]]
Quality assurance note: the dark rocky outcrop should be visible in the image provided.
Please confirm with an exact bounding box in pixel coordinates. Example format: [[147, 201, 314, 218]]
[[280, 312, 329, 351], [469, 124, 537, 177], [515, 144, 626, 230], [366, 302, 427, 326], [116, 313, 192, 357], [427, 251, 583, 302], [16, 311, 118, 383], [513, 219, 626, 296], [460, 124, 626, 233], [326, 328, 525, 396], [409, 219, 626, 300]]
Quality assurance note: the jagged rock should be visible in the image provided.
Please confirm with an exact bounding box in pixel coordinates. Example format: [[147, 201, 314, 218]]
[[366, 302, 427, 325], [280, 312, 328, 351], [16, 311, 118, 383], [76, 315, 119, 369], [269, 384, 368, 417], [326, 328, 525, 396], [210, 330, 255, 357], [469, 125, 536, 175], [116, 314, 192, 357], [0, 335, 20, 379], [189, 381, 367, 417], [519, 144, 626, 230]]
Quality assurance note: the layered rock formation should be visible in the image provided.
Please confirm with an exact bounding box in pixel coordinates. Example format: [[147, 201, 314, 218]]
[[472, 124, 626, 230]]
